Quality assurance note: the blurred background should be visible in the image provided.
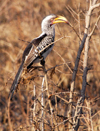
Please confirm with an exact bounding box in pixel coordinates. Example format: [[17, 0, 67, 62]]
[[0, 0, 100, 130]]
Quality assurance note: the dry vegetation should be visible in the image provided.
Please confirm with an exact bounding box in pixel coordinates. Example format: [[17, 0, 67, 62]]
[[0, 0, 100, 131]]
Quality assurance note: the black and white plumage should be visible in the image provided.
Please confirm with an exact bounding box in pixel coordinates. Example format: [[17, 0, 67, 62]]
[[9, 14, 68, 99]]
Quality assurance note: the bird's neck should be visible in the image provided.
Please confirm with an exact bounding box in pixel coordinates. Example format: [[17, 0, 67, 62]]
[[42, 25, 55, 36]]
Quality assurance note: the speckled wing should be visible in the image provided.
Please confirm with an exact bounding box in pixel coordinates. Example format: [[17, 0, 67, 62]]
[[24, 35, 54, 69], [24, 45, 38, 67], [22, 33, 47, 67]]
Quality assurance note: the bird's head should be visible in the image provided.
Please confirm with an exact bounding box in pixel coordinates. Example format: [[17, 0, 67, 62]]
[[41, 14, 68, 34]]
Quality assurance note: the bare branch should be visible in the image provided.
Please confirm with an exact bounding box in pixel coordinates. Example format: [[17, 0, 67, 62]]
[[89, 15, 100, 36], [92, 0, 98, 5], [73, 0, 100, 130]]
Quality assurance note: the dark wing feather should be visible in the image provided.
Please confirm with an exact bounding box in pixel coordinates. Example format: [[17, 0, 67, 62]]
[[30, 33, 47, 47], [9, 61, 24, 100], [22, 33, 47, 61], [26, 35, 54, 69], [23, 33, 47, 67]]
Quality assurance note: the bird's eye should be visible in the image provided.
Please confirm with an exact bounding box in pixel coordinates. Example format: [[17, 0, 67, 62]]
[[50, 18, 54, 21], [50, 18, 54, 26]]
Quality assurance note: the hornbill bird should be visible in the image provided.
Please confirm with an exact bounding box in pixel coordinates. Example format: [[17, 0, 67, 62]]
[[9, 14, 68, 99]]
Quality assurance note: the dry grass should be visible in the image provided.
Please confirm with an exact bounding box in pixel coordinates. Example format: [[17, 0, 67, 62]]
[[0, 0, 100, 130]]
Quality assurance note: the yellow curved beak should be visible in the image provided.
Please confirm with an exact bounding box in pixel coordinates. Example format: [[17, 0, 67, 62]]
[[52, 15, 69, 24]]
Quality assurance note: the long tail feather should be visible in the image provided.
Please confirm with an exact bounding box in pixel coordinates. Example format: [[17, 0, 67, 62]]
[[9, 61, 24, 100]]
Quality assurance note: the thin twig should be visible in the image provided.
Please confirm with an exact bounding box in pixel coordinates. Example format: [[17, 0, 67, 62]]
[[45, 72, 58, 131], [89, 15, 100, 36], [68, 22, 82, 42], [8, 98, 13, 131], [41, 77, 45, 131], [33, 85, 36, 117], [66, 6, 78, 22], [53, 49, 73, 73]]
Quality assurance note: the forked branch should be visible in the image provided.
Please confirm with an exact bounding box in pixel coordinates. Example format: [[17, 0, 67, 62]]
[[73, 0, 100, 130]]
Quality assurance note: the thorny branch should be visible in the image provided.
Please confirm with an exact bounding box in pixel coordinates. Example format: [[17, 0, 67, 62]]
[[72, 0, 100, 130]]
